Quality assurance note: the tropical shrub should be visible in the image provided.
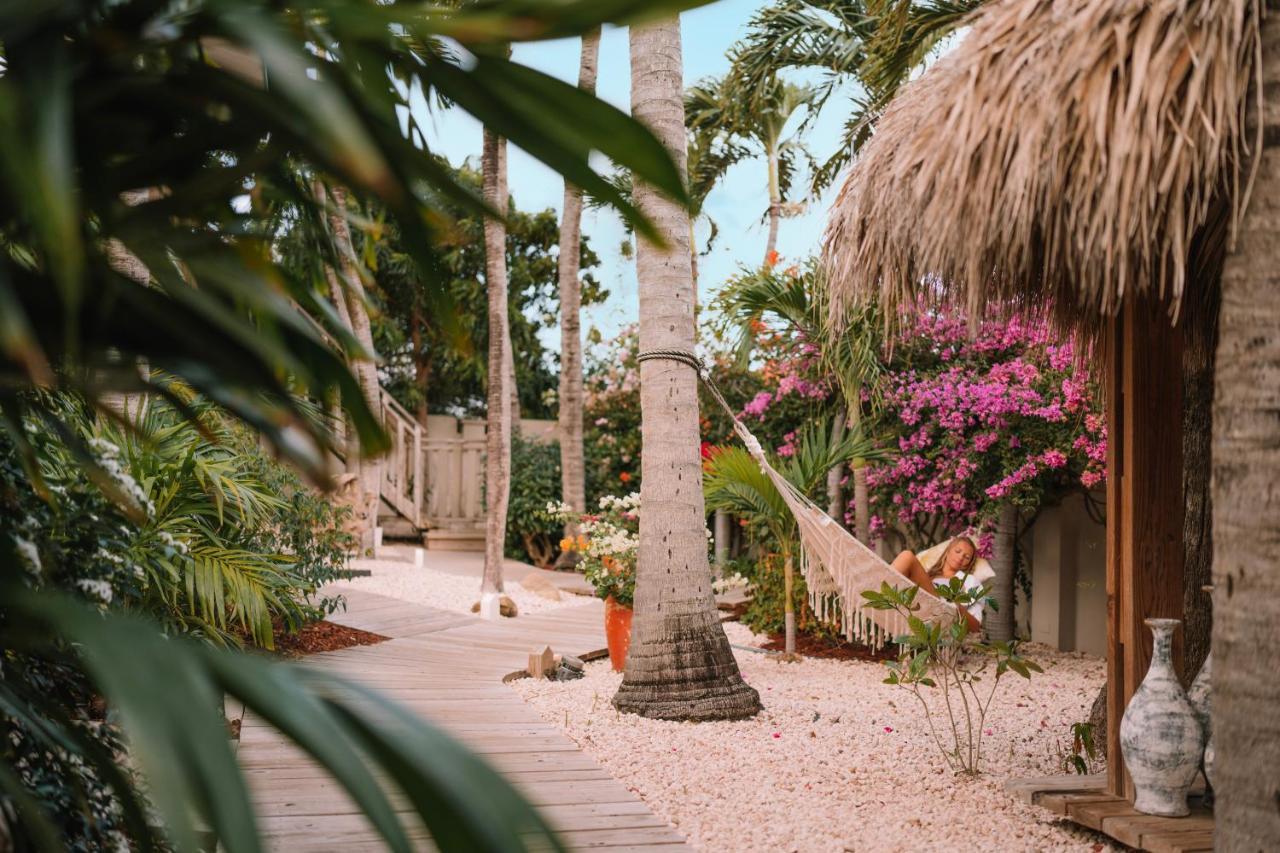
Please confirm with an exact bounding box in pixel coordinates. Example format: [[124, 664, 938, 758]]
[[505, 433, 563, 567], [862, 580, 1042, 775], [545, 494, 641, 606]]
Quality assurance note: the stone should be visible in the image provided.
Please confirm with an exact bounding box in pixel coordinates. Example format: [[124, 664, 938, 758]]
[[1119, 618, 1204, 817], [553, 663, 584, 681], [519, 573, 562, 601], [470, 595, 518, 618]]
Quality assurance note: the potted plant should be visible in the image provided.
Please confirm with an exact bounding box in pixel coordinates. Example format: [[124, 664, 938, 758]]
[[546, 494, 638, 670]]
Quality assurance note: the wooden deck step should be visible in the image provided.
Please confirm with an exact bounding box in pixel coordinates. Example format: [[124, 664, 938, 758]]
[[1006, 775, 1214, 852]]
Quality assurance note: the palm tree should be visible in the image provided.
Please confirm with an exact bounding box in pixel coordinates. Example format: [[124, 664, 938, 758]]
[[733, 0, 981, 193], [1213, 11, 1279, 845], [720, 261, 882, 541], [705, 420, 880, 654], [611, 15, 762, 722], [321, 183, 384, 552], [685, 75, 819, 262], [481, 126, 511, 608], [558, 28, 603, 531]]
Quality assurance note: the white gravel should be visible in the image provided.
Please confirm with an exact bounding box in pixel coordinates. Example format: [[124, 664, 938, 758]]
[[340, 558, 586, 616], [512, 624, 1112, 852]]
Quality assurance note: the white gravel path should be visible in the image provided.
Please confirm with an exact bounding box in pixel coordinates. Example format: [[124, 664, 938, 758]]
[[339, 558, 586, 616], [512, 623, 1112, 852]]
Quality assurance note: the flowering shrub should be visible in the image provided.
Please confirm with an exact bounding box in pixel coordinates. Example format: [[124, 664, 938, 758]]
[[544, 494, 640, 606], [583, 326, 644, 502], [866, 311, 1106, 548]]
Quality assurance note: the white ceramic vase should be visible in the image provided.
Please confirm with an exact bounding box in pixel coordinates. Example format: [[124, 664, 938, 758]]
[[1119, 619, 1205, 817], [1186, 652, 1214, 790]]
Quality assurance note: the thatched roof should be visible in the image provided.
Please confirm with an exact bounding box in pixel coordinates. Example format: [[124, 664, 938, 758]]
[[823, 0, 1261, 335]]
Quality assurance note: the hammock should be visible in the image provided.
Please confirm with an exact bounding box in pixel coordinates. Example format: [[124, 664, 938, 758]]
[[638, 349, 964, 648]]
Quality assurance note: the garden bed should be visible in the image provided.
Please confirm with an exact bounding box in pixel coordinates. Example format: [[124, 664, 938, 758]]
[[271, 620, 389, 658], [511, 623, 1114, 852]]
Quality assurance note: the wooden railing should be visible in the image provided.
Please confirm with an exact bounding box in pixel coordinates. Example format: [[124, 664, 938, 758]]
[[378, 391, 423, 524]]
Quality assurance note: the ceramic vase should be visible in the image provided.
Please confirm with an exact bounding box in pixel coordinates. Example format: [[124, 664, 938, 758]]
[[1187, 652, 1214, 790], [1119, 619, 1205, 817]]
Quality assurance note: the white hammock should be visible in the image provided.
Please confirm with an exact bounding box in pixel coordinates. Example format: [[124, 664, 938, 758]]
[[639, 349, 963, 648]]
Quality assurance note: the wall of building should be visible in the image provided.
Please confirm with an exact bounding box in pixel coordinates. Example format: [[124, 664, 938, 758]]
[[1026, 490, 1107, 657]]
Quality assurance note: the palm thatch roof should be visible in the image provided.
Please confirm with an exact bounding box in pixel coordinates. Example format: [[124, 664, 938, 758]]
[[823, 0, 1262, 336]]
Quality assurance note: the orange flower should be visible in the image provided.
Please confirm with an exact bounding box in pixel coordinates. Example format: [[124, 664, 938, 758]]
[[576, 534, 589, 551], [619, 471, 632, 483], [765, 249, 780, 267], [559, 537, 574, 552]]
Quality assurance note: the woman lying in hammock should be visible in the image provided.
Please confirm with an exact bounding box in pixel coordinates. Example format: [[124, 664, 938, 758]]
[[891, 536, 985, 633]]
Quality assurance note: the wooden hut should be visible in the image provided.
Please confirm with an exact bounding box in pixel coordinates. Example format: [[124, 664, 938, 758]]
[[822, 1, 1278, 849]]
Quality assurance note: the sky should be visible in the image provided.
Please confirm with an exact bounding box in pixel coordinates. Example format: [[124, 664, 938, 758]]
[[415, 1, 856, 348]]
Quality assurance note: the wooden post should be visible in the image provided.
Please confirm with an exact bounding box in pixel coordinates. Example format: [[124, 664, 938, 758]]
[[1105, 294, 1186, 800]]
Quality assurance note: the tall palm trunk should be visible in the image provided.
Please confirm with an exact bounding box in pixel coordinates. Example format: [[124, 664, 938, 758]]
[[558, 27, 601, 527], [325, 185, 382, 551], [848, 400, 871, 543], [764, 143, 781, 262], [612, 16, 760, 721], [1211, 13, 1280, 846], [826, 407, 847, 520], [986, 501, 1017, 641], [481, 126, 511, 602]]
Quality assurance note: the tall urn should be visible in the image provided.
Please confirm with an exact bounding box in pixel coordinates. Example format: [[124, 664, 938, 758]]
[[1119, 619, 1205, 816]]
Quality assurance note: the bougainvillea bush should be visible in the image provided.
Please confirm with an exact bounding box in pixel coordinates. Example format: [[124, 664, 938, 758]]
[[865, 311, 1106, 551]]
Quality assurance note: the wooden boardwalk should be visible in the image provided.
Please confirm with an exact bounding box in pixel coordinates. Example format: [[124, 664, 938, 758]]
[[238, 587, 688, 851]]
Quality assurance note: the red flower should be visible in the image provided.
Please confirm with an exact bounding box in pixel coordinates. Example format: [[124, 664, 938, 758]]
[[619, 471, 631, 483]]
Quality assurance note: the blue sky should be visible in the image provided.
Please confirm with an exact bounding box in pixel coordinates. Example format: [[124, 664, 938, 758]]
[[416, 2, 856, 346]]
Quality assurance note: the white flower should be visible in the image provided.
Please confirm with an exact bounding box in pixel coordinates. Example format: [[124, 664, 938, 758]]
[[76, 579, 114, 604], [13, 537, 41, 574]]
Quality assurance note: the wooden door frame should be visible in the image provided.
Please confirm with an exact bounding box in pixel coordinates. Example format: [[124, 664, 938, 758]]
[[1103, 293, 1186, 799]]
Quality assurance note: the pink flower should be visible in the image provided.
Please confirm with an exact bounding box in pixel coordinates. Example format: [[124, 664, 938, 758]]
[[883, 726, 894, 733], [1042, 449, 1067, 469]]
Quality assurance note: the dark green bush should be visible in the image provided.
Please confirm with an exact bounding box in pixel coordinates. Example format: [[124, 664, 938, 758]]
[[505, 432, 563, 567]]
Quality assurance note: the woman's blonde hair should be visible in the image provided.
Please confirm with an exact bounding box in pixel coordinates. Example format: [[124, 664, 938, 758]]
[[927, 536, 978, 579]]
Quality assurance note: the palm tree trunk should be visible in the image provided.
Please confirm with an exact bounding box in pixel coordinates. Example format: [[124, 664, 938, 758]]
[[481, 126, 511, 602], [410, 302, 430, 428], [765, 143, 781, 262], [986, 501, 1017, 641], [1211, 14, 1280, 846], [783, 550, 796, 656], [826, 407, 847, 520], [325, 185, 382, 551], [558, 27, 601, 525], [849, 401, 871, 543], [612, 16, 760, 721]]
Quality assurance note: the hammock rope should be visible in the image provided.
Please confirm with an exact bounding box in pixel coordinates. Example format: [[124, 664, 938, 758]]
[[637, 348, 962, 647]]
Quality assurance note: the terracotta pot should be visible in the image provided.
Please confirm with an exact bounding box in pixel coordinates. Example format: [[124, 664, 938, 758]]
[[604, 596, 633, 672]]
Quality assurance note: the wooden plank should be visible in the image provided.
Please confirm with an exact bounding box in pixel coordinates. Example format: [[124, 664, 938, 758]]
[[1004, 773, 1106, 804], [1070, 797, 1141, 831], [1141, 828, 1215, 853], [1037, 791, 1120, 816], [1105, 312, 1126, 798], [1101, 811, 1213, 850]]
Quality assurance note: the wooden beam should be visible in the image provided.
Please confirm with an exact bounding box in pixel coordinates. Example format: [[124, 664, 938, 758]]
[[1106, 294, 1186, 800]]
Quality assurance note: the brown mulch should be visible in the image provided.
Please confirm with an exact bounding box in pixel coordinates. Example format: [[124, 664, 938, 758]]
[[761, 631, 898, 662], [265, 620, 389, 658]]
